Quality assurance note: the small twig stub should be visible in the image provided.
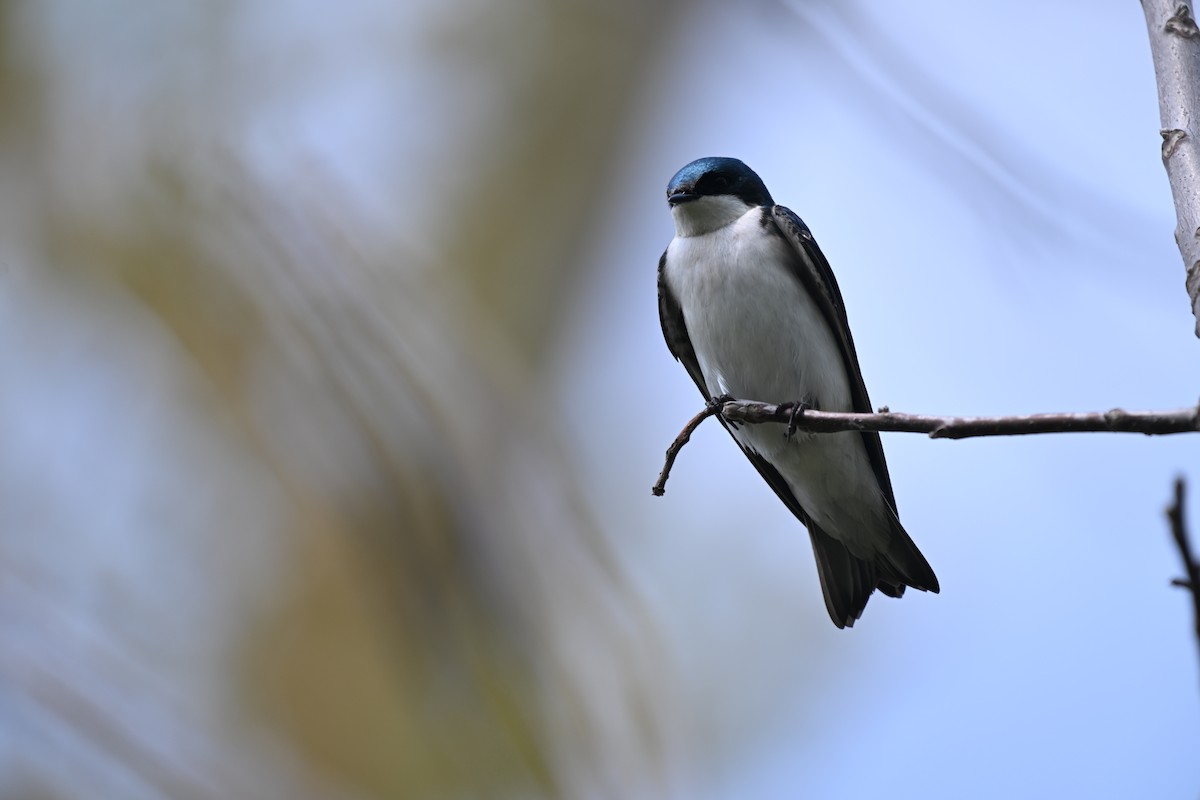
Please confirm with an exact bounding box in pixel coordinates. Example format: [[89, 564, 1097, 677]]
[[651, 402, 724, 496], [1166, 477, 1200, 690]]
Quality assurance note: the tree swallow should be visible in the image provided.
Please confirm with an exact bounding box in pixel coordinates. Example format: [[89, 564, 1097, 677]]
[[657, 156, 939, 627]]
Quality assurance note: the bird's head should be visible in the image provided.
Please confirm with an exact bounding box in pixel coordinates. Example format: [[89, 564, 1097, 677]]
[[666, 157, 773, 237]]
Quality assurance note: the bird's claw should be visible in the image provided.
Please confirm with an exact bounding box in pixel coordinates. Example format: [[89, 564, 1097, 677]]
[[708, 394, 738, 428], [784, 398, 815, 441], [706, 393, 734, 412]]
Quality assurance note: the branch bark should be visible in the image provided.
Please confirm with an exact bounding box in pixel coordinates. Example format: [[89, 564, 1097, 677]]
[[652, 399, 1200, 495], [1166, 477, 1200, 689], [650, 402, 724, 497], [1143, 0, 1200, 335]]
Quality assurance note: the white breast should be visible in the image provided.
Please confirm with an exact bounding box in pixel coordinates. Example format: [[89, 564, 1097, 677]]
[[663, 203, 889, 545], [664, 207, 851, 415]]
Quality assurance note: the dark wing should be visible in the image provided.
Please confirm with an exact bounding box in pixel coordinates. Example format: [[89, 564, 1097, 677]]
[[768, 205, 898, 512], [657, 250, 708, 397]]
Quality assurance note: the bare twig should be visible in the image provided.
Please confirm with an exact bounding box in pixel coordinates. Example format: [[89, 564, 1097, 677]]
[[651, 402, 724, 496], [652, 400, 1200, 494], [1166, 477, 1200, 686], [1142, 0, 1200, 335]]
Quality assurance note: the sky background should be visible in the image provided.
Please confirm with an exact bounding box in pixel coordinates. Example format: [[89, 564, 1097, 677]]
[[1, 1, 1197, 798]]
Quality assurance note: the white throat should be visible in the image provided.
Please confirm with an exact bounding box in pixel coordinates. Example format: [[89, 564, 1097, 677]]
[[670, 195, 756, 238]]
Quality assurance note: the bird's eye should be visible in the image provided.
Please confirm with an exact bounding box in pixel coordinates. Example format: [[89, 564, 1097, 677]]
[[710, 174, 731, 190]]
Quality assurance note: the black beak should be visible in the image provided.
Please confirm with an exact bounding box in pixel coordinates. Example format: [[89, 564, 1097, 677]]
[[668, 191, 699, 206]]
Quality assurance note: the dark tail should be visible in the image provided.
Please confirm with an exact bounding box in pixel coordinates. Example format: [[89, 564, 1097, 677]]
[[809, 512, 938, 629]]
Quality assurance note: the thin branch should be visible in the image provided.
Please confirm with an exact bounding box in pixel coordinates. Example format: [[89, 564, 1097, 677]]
[[652, 399, 1200, 494], [651, 401, 724, 496], [1166, 477, 1200, 688], [719, 401, 1200, 438], [1142, 0, 1200, 335]]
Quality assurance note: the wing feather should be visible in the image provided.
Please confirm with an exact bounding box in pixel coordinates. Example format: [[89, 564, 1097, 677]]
[[768, 205, 898, 511]]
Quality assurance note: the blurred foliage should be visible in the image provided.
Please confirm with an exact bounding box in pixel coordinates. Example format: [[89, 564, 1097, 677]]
[[438, 0, 676, 360], [0, 1, 681, 798]]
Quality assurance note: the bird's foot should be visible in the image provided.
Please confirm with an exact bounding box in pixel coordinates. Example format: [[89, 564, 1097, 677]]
[[708, 393, 737, 428], [784, 395, 818, 441]]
